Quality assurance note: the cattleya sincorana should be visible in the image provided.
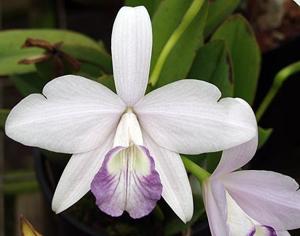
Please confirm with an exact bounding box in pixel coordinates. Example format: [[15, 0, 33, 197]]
[[5, 5, 300, 236], [5, 6, 255, 221]]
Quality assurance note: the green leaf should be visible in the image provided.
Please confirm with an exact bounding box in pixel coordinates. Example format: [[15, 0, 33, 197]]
[[10, 73, 47, 97], [0, 29, 111, 76], [188, 40, 234, 97], [125, 0, 161, 16], [77, 63, 103, 80], [204, 0, 241, 38], [150, 0, 208, 87], [63, 44, 112, 74], [35, 45, 111, 80], [35, 60, 57, 80], [211, 15, 261, 105], [0, 109, 9, 130], [258, 127, 273, 149]]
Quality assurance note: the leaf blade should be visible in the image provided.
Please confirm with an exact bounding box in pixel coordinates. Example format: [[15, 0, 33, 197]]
[[188, 40, 234, 97], [204, 0, 241, 38], [0, 29, 111, 76], [150, 0, 208, 87], [211, 14, 261, 104]]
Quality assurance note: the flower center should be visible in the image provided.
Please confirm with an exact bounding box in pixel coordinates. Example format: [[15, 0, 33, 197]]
[[113, 109, 143, 147]]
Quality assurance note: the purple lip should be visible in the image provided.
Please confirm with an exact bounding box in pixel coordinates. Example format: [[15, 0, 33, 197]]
[[91, 145, 162, 218]]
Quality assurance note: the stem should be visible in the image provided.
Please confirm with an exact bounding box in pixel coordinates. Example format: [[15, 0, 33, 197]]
[[149, 0, 205, 86], [256, 61, 300, 122], [181, 156, 211, 183]]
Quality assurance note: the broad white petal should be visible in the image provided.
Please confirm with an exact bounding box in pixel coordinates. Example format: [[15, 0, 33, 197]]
[[143, 132, 193, 223], [294, 0, 300, 6], [202, 179, 229, 236], [213, 134, 258, 177], [112, 6, 152, 106], [135, 80, 257, 154], [52, 133, 114, 213], [5, 75, 125, 153], [223, 170, 300, 230]]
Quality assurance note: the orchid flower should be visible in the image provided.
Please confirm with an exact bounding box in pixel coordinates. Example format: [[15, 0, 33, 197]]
[[203, 131, 300, 235], [5, 6, 256, 222]]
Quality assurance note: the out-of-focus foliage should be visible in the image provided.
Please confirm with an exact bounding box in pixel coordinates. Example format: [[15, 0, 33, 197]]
[[3, 170, 39, 195], [10, 73, 47, 97], [0, 29, 111, 76], [0, 109, 9, 130]]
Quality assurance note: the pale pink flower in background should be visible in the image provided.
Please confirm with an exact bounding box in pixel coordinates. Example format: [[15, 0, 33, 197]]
[[203, 133, 300, 236], [5, 6, 256, 222]]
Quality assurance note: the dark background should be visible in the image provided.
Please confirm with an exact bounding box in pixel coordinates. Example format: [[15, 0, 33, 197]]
[[1, 0, 300, 235]]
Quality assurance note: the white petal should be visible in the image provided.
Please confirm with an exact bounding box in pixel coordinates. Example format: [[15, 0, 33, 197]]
[[223, 170, 300, 230], [52, 133, 114, 213], [143, 132, 193, 223], [5, 75, 125, 153], [111, 6, 152, 106], [213, 134, 258, 177], [293, 0, 300, 6], [202, 179, 229, 236], [135, 80, 257, 154]]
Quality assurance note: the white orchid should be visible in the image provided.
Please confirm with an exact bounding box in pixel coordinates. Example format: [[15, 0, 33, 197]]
[[5, 6, 256, 222], [203, 133, 300, 235]]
